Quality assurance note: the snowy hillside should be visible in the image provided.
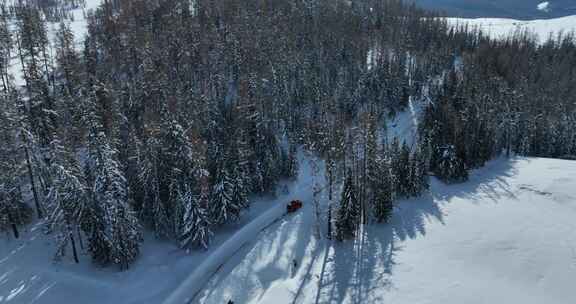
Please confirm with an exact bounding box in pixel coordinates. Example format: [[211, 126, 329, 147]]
[[1, 1, 575, 304], [447, 15, 576, 42], [188, 157, 576, 304]]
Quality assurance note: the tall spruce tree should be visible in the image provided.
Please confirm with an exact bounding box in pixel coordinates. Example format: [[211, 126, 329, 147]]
[[336, 170, 360, 241], [177, 184, 212, 250], [44, 139, 88, 264]]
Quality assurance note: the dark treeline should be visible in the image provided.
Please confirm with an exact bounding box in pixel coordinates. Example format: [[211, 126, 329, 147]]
[[420, 30, 576, 183], [0, 0, 574, 270]]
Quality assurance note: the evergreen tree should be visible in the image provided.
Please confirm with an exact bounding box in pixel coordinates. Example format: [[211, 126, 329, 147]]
[[0, 90, 32, 237], [409, 147, 430, 195], [44, 139, 87, 264], [138, 136, 171, 238], [83, 92, 142, 270], [336, 170, 360, 241], [87, 131, 142, 270], [177, 184, 212, 250], [372, 154, 395, 223], [0, 171, 32, 238], [16, 5, 56, 147], [210, 159, 245, 225], [435, 145, 468, 183]]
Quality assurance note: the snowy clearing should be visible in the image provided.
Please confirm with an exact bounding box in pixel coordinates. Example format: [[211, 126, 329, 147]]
[[8, 0, 102, 86], [191, 157, 576, 304], [447, 15, 576, 42]]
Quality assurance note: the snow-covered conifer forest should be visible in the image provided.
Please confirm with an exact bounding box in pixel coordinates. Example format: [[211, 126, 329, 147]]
[[0, 0, 575, 303]]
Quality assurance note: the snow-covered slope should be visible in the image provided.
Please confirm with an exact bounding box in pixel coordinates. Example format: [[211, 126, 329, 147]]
[[447, 15, 576, 42], [190, 157, 576, 304]]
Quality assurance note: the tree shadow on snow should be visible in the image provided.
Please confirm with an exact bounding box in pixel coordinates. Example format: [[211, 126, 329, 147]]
[[195, 158, 522, 304], [313, 157, 521, 304], [431, 157, 520, 205]]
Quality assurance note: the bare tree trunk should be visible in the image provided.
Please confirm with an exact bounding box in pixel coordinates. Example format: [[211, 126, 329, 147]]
[[77, 226, 84, 250], [70, 231, 79, 264], [8, 213, 19, 239], [327, 203, 332, 240], [23, 141, 43, 218]]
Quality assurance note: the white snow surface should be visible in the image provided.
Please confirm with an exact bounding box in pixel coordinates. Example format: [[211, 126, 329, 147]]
[[189, 157, 576, 304], [447, 15, 576, 43], [386, 95, 423, 148], [8, 0, 102, 86], [3, 2, 576, 303]]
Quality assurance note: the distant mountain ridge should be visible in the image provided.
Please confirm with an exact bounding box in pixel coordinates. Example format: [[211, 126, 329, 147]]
[[409, 0, 576, 20]]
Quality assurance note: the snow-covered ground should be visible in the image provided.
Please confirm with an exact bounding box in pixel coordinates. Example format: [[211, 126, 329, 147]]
[[0, 152, 321, 304], [447, 15, 576, 42], [386, 96, 423, 148], [8, 0, 101, 86], [2, 1, 576, 302], [188, 157, 576, 304]]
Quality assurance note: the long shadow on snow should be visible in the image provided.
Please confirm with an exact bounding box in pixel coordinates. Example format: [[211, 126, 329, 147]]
[[194, 158, 520, 304], [314, 157, 519, 303], [192, 206, 314, 304]]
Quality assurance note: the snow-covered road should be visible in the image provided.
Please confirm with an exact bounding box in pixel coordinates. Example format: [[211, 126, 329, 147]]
[[163, 153, 325, 304], [0, 152, 324, 304]]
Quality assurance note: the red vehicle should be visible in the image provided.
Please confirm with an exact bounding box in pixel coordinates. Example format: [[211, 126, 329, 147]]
[[287, 200, 303, 213]]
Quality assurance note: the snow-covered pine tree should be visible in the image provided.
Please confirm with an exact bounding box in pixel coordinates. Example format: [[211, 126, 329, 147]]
[[0, 169, 32, 239], [392, 140, 411, 197], [436, 145, 468, 183], [54, 21, 83, 147], [177, 184, 212, 250], [284, 141, 299, 179], [15, 5, 57, 148], [409, 147, 429, 196], [89, 131, 142, 270], [336, 170, 360, 241], [232, 167, 249, 211], [44, 139, 88, 264], [372, 153, 395, 223], [254, 124, 282, 193], [138, 136, 172, 238], [138, 117, 200, 240], [364, 112, 380, 222], [210, 163, 243, 225], [160, 118, 197, 236], [208, 141, 249, 225], [0, 90, 33, 237], [54, 21, 80, 96], [83, 92, 142, 270]]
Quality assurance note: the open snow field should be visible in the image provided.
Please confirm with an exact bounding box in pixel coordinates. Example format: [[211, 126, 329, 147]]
[[447, 15, 576, 42], [189, 157, 576, 304]]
